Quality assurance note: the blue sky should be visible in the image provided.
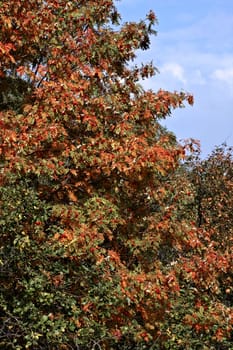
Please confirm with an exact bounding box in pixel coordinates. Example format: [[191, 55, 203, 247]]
[[116, 0, 233, 157]]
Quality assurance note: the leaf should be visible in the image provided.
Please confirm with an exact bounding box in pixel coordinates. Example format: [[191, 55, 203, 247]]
[[67, 191, 78, 202]]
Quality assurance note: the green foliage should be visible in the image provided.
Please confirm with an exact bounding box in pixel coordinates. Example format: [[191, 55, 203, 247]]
[[0, 76, 32, 112]]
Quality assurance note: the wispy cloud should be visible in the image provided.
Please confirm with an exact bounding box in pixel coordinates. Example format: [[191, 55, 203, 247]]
[[212, 67, 233, 88], [160, 63, 187, 84]]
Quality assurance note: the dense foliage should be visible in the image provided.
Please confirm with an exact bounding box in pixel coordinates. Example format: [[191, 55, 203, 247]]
[[0, 1, 232, 349]]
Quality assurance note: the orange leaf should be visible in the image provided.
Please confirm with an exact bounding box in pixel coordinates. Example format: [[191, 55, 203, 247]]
[[68, 191, 78, 202]]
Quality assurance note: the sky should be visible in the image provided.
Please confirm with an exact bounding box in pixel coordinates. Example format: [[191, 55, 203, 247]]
[[116, 0, 233, 157]]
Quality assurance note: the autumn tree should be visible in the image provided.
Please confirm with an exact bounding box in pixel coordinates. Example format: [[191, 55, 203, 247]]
[[1, 0, 232, 349], [185, 145, 233, 328], [147, 143, 233, 349]]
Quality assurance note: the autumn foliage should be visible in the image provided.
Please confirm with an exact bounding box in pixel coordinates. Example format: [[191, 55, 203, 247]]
[[0, 1, 232, 349]]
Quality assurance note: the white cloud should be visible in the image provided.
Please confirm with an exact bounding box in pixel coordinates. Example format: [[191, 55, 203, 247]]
[[212, 67, 233, 85], [160, 63, 186, 84]]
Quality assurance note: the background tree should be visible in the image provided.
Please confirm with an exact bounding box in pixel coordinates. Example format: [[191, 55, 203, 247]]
[[186, 145, 233, 323], [0, 1, 232, 349], [146, 143, 233, 349]]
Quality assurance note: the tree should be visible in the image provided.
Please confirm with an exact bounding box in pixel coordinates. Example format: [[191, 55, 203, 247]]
[[147, 143, 233, 349], [1, 1, 232, 349], [186, 145, 233, 324]]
